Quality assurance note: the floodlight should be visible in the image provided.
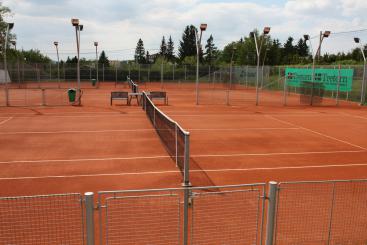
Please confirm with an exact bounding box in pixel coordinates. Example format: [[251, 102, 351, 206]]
[[249, 32, 255, 37], [10, 40, 16, 45], [304, 34, 310, 41], [323, 31, 331, 37], [71, 18, 79, 26], [54, 41, 58, 46], [79, 25, 83, 31], [354, 37, 360, 43], [94, 41, 98, 46], [8, 23, 14, 30], [200, 24, 207, 31], [263, 27, 271, 35]]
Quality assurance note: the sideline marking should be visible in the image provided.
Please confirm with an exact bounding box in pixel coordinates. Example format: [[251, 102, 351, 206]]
[[0, 117, 13, 126], [0, 150, 365, 165], [2, 162, 367, 180], [266, 115, 367, 150], [0, 127, 300, 135]]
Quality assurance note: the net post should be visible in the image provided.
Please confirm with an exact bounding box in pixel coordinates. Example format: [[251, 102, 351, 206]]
[[85, 192, 95, 245], [42, 88, 46, 106], [182, 132, 191, 245], [265, 181, 278, 245], [183, 132, 190, 186]]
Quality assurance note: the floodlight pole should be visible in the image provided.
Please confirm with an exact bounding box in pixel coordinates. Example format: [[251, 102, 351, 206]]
[[54, 42, 60, 88], [195, 24, 207, 105], [4, 23, 13, 106], [252, 27, 270, 106], [354, 38, 366, 105], [72, 19, 83, 105], [94, 42, 99, 88], [310, 31, 330, 105]]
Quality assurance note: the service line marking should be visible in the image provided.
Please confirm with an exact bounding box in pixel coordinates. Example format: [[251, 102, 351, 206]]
[[266, 115, 367, 150], [2, 162, 367, 180], [0, 149, 365, 165]]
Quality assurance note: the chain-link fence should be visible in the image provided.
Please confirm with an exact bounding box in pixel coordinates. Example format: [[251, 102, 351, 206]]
[[0, 61, 365, 107], [1, 180, 367, 245], [0, 193, 85, 245], [274, 180, 367, 245]]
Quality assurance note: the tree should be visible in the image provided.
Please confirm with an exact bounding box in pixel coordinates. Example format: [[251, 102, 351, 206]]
[[159, 36, 167, 58], [296, 38, 309, 57], [134, 38, 145, 64], [166, 36, 175, 62], [282, 37, 296, 64], [99, 51, 110, 67], [178, 25, 197, 61], [204, 35, 218, 65]]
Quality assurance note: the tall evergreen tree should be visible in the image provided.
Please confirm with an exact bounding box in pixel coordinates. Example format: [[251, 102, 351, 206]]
[[204, 35, 218, 65], [98, 51, 110, 67], [296, 38, 309, 57], [134, 38, 146, 64], [166, 35, 175, 62], [178, 25, 197, 60], [159, 36, 167, 58]]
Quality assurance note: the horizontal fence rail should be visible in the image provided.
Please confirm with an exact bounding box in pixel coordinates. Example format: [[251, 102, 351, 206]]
[[1, 181, 367, 245]]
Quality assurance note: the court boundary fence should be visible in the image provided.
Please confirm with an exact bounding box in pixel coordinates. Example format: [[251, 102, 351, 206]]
[[1, 180, 367, 245]]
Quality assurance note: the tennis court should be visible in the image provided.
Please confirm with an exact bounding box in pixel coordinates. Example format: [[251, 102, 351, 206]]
[[1, 82, 367, 196]]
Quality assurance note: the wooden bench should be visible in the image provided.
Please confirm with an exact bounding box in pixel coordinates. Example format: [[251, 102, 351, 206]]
[[148, 91, 168, 105], [110, 91, 129, 105]]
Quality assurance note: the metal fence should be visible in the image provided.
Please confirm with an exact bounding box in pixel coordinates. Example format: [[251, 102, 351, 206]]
[[1, 180, 367, 245], [0, 193, 85, 245], [0, 61, 365, 107], [274, 180, 367, 245]]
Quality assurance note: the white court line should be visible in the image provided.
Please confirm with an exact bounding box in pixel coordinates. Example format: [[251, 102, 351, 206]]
[[2, 162, 367, 180], [0, 117, 13, 126], [0, 149, 365, 165], [340, 112, 367, 121], [0, 127, 300, 135], [266, 115, 367, 151]]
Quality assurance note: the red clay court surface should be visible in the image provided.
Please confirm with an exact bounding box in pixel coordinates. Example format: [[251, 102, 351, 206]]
[[1, 82, 367, 196]]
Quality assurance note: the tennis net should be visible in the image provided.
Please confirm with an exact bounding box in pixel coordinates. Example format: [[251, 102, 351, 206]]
[[142, 91, 190, 184]]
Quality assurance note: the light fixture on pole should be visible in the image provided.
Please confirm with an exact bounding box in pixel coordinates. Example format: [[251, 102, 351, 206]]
[[54, 41, 60, 88], [4, 22, 14, 106], [251, 26, 271, 106], [305, 31, 330, 105], [94, 41, 99, 88], [71, 18, 83, 105], [195, 23, 207, 105], [354, 37, 366, 105]]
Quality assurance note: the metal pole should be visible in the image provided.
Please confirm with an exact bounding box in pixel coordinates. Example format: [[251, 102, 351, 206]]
[[4, 24, 10, 106], [336, 64, 341, 106], [56, 44, 60, 88], [75, 26, 81, 99], [195, 30, 201, 105], [95, 45, 99, 88], [102, 63, 105, 82], [265, 181, 278, 245], [85, 192, 95, 245], [160, 62, 163, 88], [182, 132, 191, 245], [283, 68, 288, 106], [360, 48, 366, 105], [253, 34, 260, 106]]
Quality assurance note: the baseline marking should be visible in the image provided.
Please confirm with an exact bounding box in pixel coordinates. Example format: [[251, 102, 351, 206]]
[[2, 162, 367, 180], [266, 115, 367, 150], [0, 149, 364, 165], [0, 127, 300, 135]]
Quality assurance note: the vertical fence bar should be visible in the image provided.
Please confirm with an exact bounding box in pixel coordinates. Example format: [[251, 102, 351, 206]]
[[160, 62, 164, 88], [102, 63, 105, 82], [115, 65, 117, 85], [85, 192, 95, 245], [148, 64, 150, 83], [361, 63, 366, 105], [89, 66, 92, 81], [283, 70, 287, 106], [184, 65, 187, 81], [17, 61, 21, 88], [327, 182, 336, 245], [138, 64, 141, 82], [173, 64, 175, 81], [336, 64, 341, 106], [265, 181, 278, 245]]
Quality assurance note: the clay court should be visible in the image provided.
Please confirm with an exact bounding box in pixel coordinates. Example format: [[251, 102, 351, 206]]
[[1, 82, 367, 197]]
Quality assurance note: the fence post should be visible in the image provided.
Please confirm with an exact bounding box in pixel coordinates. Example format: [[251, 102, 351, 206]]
[[265, 181, 278, 245], [102, 63, 105, 82], [85, 192, 95, 245], [160, 62, 164, 88], [283, 67, 288, 106]]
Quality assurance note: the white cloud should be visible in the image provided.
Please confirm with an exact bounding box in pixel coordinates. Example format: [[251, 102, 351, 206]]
[[3, 0, 367, 60]]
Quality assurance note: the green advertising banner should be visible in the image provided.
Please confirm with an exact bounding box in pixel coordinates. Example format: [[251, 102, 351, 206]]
[[285, 68, 354, 92]]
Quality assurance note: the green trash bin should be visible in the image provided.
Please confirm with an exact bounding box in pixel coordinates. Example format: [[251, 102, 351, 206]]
[[91, 79, 97, 86], [68, 88, 76, 102]]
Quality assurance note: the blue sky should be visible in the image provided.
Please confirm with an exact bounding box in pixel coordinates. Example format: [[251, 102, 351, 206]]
[[3, 0, 367, 61]]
